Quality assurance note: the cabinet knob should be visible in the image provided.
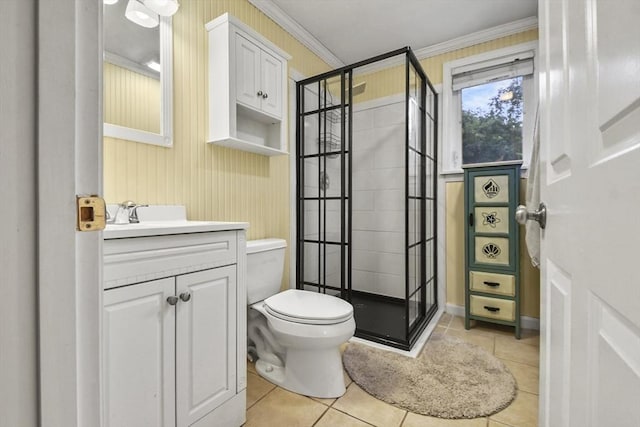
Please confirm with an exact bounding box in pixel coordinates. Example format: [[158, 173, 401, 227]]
[[167, 296, 179, 306], [262, 93, 268, 99], [257, 90, 263, 97], [179, 292, 191, 302]]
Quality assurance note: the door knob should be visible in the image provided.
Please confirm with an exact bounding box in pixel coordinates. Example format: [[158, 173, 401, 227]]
[[179, 292, 191, 302], [167, 296, 179, 305], [262, 93, 268, 99], [515, 202, 547, 229], [257, 90, 263, 97]]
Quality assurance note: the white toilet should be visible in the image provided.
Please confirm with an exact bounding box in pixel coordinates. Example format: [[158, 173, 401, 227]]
[[246, 238, 355, 398]]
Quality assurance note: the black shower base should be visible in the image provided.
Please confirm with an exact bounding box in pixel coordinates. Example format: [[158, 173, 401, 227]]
[[350, 290, 434, 351]]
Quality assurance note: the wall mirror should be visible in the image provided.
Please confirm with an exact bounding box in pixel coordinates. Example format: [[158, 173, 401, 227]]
[[103, 1, 173, 147]]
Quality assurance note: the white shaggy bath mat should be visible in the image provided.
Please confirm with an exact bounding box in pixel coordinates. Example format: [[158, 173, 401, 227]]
[[342, 333, 517, 419]]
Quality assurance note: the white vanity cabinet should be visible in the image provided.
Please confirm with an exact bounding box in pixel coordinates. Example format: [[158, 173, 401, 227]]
[[206, 13, 290, 156], [103, 227, 247, 427]]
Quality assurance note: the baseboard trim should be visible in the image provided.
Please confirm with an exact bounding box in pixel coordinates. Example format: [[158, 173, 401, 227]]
[[445, 303, 540, 330]]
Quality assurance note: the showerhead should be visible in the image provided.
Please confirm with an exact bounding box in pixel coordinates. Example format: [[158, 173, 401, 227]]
[[349, 81, 366, 96]]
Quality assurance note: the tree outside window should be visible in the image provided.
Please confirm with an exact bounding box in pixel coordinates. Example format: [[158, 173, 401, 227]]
[[461, 76, 524, 165]]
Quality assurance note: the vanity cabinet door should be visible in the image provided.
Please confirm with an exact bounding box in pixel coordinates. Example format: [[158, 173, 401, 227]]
[[103, 278, 176, 427], [176, 266, 237, 427]]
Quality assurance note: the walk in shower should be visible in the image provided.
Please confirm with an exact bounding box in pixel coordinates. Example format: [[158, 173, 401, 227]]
[[296, 48, 438, 350]]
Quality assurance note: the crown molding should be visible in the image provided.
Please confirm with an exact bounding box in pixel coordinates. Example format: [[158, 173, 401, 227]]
[[248, 0, 537, 76], [355, 16, 538, 75], [248, 0, 345, 69], [415, 16, 538, 59]]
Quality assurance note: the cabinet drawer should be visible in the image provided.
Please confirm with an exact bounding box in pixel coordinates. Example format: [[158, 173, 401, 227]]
[[104, 231, 238, 289], [470, 295, 515, 322], [470, 271, 515, 296]]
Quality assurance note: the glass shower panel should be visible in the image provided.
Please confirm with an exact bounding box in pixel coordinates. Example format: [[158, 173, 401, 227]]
[[302, 81, 319, 113], [297, 48, 438, 351]]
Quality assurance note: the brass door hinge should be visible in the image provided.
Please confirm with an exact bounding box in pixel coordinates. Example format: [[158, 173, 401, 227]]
[[77, 195, 106, 231]]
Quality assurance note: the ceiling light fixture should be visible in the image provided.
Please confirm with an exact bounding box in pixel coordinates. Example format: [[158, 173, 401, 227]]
[[143, 0, 180, 17], [125, 0, 159, 28], [146, 60, 161, 72]]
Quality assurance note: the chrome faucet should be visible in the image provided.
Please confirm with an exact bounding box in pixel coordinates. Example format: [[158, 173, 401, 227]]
[[112, 200, 149, 224]]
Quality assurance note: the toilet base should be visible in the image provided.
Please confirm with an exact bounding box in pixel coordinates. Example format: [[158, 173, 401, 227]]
[[255, 347, 347, 399]]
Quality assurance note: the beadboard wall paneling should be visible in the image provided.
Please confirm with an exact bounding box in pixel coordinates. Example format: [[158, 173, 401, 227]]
[[104, 0, 539, 299], [104, 62, 161, 133], [103, 0, 332, 289]]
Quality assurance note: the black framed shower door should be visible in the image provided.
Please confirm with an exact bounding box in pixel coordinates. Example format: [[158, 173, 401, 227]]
[[295, 47, 438, 351]]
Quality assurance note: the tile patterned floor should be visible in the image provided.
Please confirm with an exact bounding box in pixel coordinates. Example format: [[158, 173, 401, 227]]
[[244, 314, 539, 427]]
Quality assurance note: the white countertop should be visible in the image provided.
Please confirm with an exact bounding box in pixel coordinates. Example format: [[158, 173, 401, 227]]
[[104, 220, 249, 239], [103, 205, 248, 239]]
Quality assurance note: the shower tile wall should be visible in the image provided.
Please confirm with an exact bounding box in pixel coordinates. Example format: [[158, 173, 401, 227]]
[[352, 100, 406, 299]]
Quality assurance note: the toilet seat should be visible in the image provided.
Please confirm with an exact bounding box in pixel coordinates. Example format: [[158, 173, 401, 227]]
[[264, 289, 353, 325]]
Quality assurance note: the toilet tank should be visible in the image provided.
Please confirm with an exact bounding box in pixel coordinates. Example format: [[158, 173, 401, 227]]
[[246, 238, 287, 304]]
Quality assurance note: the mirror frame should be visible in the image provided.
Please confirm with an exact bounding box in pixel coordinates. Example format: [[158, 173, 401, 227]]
[[104, 16, 173, 147]]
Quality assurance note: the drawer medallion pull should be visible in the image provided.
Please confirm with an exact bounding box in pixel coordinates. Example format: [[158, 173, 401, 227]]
[[483, 281, 500, 287], [483, 306, 500, 312]]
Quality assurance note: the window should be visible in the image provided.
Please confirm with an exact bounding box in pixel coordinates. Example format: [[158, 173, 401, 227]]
[[461, 76, 524, 164], [441, 42, 537, 173]]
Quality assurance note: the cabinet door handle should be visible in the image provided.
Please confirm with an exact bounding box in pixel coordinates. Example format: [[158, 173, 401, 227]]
[[483, 305, 500, 312], [469, 212, 474, 226], [483, 281, 500, 287], [262, 93, 268, 99], [257, 90, 263, 97], [167, 296, 179, 306], [179, 292, 191, 302]]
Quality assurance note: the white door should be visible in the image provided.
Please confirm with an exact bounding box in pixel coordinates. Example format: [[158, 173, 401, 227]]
[[176, 266, 237, 427], [260, 50, 283, 118], [103, 278, 176, 427], [37, 1, 103, 426], [235, 34, 261, 110], [538, 0, 640, 426]]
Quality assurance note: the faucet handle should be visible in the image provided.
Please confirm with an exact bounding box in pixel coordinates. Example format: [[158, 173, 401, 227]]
[[129, 204, 149, 223]]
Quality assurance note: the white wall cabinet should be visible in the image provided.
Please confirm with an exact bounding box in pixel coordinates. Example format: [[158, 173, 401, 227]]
[[206, 13, 290, 156], [103, 229, 247, 427]]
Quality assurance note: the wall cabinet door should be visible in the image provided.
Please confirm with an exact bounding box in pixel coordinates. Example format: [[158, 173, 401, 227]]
[[103, 278, 176, 427], [235, 34, 261, 110], [176, 266, 237, 427], [259, 50, 282, 118]]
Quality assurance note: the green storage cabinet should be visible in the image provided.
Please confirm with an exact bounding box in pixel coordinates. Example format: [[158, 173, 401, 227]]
[[463, 162, 521, 339]]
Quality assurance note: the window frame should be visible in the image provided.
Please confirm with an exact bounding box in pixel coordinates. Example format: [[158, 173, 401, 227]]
[[441, 42, 538, 174]]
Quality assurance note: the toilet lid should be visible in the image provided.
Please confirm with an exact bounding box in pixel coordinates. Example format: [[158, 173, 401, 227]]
[[264, 289, 353, 325]]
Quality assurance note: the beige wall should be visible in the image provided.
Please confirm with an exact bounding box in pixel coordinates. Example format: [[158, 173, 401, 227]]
[[103, 1, 540, 309], [103, 0, 332, 288], [446, 180, 540, 318]]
